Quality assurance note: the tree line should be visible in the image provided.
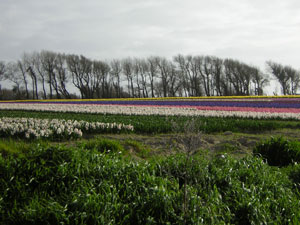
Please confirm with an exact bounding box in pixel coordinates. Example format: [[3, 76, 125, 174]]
[[0, 50, 299, 100]]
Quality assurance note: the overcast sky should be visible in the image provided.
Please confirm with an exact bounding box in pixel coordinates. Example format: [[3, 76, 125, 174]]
[[1, 0, 300, 71]]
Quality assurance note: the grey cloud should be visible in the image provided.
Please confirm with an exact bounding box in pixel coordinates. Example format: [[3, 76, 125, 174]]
[[0, 0, 299, 70]]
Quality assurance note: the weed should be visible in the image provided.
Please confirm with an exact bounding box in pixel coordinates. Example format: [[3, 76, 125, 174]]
[[124, 140, 151, 158], [253, 136, 300, 166], [78, 138, 124, 153]]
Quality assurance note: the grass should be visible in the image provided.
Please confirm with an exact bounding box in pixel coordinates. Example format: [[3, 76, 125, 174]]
[[0, 138, 33, 157], [253, 136, 300, 166], [123, 139, 152, 159], [77, 138, 125, 153], [1, 137, 300, 224], [1, 108, 300, 224]]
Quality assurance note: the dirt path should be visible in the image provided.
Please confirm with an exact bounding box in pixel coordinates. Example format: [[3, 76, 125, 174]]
[[96, 128, 300, 157]]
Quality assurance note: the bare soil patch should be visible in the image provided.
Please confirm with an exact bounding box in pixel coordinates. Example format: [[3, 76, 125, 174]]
[[96, 128, 300, 157]]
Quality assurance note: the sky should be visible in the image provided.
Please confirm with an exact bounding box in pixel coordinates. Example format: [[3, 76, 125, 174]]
[[1, 0, 300, 94]]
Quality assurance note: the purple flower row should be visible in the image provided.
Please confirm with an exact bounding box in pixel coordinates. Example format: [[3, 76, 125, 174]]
[[9, 100, 300, 109]]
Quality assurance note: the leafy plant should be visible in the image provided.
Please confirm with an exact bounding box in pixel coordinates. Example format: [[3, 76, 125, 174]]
[[0, 110, 296, 135], [124, 140, 151, 158], [0, 139, 32, 157], [78, 137, 124, 153], [253, 137, 300, 166], [2, 135, 300, 224]]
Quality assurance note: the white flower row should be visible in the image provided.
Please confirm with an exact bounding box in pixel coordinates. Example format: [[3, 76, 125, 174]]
[[0, 117, 134, 139], [0, 103, 300, 120]]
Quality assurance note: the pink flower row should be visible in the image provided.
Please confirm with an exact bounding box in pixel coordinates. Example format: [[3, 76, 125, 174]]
[[92, 103, 300, 114], [195, 106, 300, 114]]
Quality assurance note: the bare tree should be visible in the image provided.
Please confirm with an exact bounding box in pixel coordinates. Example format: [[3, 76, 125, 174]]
[[207, 56, 223, 96], [140, 59, 150, 98], [267, 61, 287, 95], [155, 56, 173, 97], [110, 59, 122, 98], [167, 62, 181, 97], [0, 61, 6, 91], [31, 52, 47, 99], [198, 56, 214, 96], [0, 61, 5, 79], [5, 62, 25, 98], [39, 50, 62, 99], [66, 54, 93, 98], [266, 61, 299, 95], [174, 54, 192, 96], [251, 67, 269, 96], [223, 59, 256, 96], [133, 58, 149, 98], [23, 53, 39, 99], [224, 59, 242, 95], [16, 60, 30, 99], [133, 58, 142, 98], [1, 50, 280, 99], [147, 56, 159, 97], [175, 55, 229, 96], [239, 63, 253, 96], [122, 58, 134, 97], [55, 53, 71, 98], [285, 66, 300, 95], [93, 60, 110, 98]]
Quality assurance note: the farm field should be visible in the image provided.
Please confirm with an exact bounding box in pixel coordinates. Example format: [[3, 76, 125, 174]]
[[1, 96, 300, 224]]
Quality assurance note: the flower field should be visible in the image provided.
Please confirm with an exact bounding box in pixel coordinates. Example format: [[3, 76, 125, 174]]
[[1, 96, 300, 137], [1, 96, 300, 120], [0, 117, 134, 140], [2, 96, 300, 224]]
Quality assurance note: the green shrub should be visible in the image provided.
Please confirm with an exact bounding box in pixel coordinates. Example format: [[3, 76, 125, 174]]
[[283, 163, 300, 193], [158, 154, 300, 224], [2, 142, 300, 224], [0, 139, 32, 158], [0, 144, 183, 224], [78, 138, 124, 153], [289, 164, 300, 184], [124, 140, 151, 158], [253, 137, 300, 166]]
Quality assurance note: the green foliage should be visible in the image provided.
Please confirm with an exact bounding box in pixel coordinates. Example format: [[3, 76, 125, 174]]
[[0, 110, 294, 135], [0, 139, 32, 158], [253, 137, 300, 166], [158, 154, 300, 224], [124, 140, 151, 158], [1, 140, 300, 224], [283, 163, 300, 193], [78, 138, 124, 153], [216, 143, 239, 154], [0, 144, 181, 224]]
